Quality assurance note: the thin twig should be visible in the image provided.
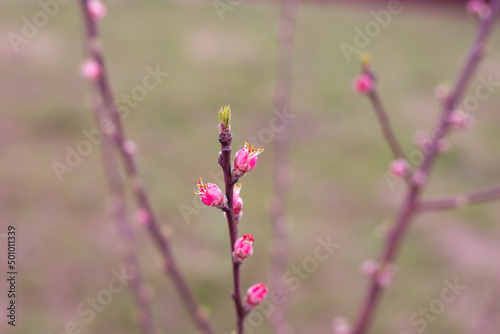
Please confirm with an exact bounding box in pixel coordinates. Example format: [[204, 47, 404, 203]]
[[79, 2, 214, 333], [364, 70, 405, 159], [269, 0, 297, 332], [418, 185, 500, 211], [352, 3, 500, 333], [218, 128, 245, 334], [95, 100, 156, 334]]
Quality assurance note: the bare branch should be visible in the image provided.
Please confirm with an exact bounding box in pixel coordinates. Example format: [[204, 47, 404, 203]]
[[351, 2, 500, 333], [78, 2, 214, 333], [418, 185, 500, 211]]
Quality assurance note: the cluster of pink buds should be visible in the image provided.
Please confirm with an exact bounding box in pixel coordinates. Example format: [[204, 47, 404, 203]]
[[389, 158, 411, 178], [233, 234, 254, 263], [195, 179, 227, 209], [81, 59, 102, 81], [197, 106, 268, 318], [87, 0, 107, 20], [232, 142, 264, 178], [244, 282, 268, 310], [353, 73, 373, 94], [448, 110, 473, 129]]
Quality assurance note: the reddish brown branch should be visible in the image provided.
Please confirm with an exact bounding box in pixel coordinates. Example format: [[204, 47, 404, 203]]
[[352, 2, 500, 334], [79, 2, 214, 333], [218, 129, 245, 334], [418, 185, 500, 211], [269, 0, 297, 333]]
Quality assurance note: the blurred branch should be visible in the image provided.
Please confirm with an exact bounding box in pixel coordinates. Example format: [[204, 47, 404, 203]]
[[94, 99, 156, 334], [364, 68, 405, 159], [218, 128, 245, 334], [352, 2, 500, 334], [78, 1, 215, 333], [418, 185, 500, 211], [269, 0, 298, 333]]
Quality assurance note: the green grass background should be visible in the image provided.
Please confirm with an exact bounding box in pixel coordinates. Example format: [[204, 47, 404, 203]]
[[1, 1, 500, 333]]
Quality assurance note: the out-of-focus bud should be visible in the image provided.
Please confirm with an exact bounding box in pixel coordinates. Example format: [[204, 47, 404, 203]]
[[466, 0, 490, 19], [233, 234, 254, 263], [123, 140, 137, 154], [244, 282, 268, 309], [353, 73, 373, 94], [389, 158, 411, 178], [376, 263, 398, 288], [232, 143, 263, 178], [87, 0, 107, 20], [332, 317, 352, 334], [135, 208, 150, 225], [360, 259, 379, 278], [81, 59, 102, 80], [195, 179, 227, 209], [448, 110, 473, 129], [434, 83, 450, 101]]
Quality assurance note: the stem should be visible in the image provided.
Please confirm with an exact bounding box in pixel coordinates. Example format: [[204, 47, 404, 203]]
[[364, 72, 405, 159], [418, 185, 500, 211], [352, 3, 500, 333], [219, 129, 245, 334], [94, 99, 157, 334], [79, 2, 214, 333], [269, 0, 297, 332]]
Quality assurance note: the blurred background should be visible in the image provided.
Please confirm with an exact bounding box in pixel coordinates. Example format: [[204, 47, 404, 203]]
[[1, 0, 500, 333]]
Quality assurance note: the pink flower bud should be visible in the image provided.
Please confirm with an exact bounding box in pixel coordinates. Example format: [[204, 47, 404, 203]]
[[195, 179, 227, 208], [389, 158, 410, 178], [135, 208, 150, 225], [80, 59, 102, 80], [87, 0, 107, 20], [434, 84, 450, 101], [245, 282, 268, 308], [448, 110, 473, 129], [233, 184, 243, 216], [123, 140, 137, 154], [233, 234, 254, 263], [332, 317, 351, 334], [376, 263, 398, 288], [353, 73, 373, 94], [233, 143, 263, 177], [360, 259, 379, 278], [467, 0, 484, 15]]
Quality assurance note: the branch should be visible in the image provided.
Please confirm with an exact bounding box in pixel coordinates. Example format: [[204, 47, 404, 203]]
[[218, 127, 245, 334], [363, 68, 405, 159], [418, 185, 500, 211], [96, 100, 156, 334], [79, 2, 214, 333], [269, 0, 297, 332], [351, 2, 500, 334]]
